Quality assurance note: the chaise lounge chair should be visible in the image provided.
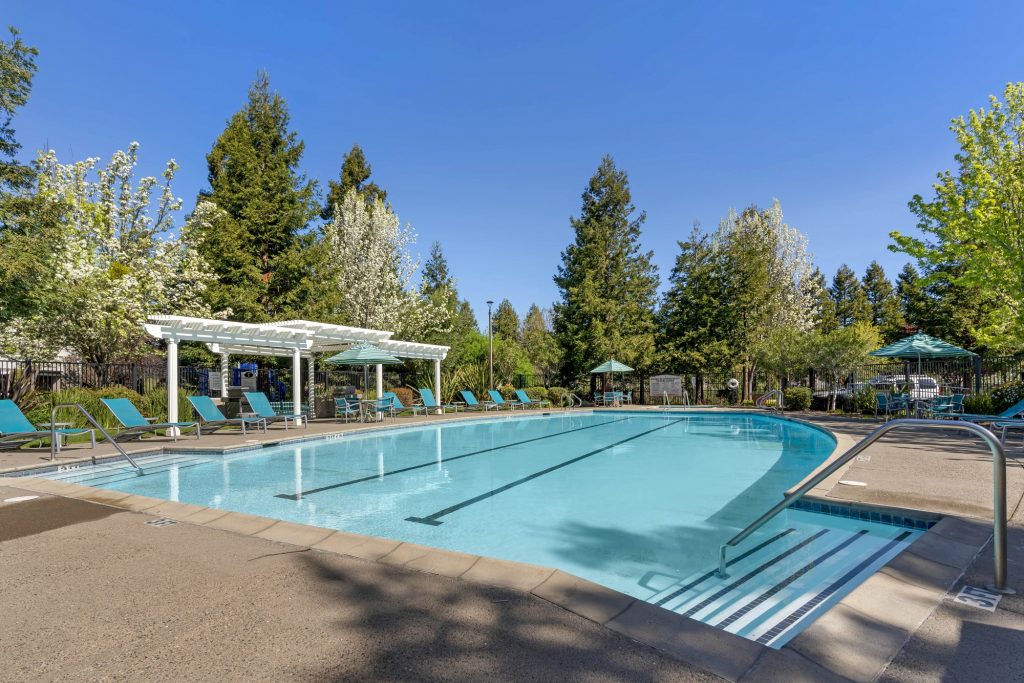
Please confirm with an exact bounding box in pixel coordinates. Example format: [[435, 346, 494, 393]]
[[949, 397, 1024, 424], [459, 390, 500, 411], [382, 392, 414, 416], [0, 399, 96, 451], [243, 391, 307, 429], [101, 397, 200, 442], [488, 390, 521, 410], [187, 396, 267, 435], [514, 389, 550, 409], [414, 388, 459, 415]]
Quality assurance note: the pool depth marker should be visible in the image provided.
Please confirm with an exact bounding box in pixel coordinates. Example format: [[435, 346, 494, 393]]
[[406, 417, 688, 526], [276, 416, 634, 500]]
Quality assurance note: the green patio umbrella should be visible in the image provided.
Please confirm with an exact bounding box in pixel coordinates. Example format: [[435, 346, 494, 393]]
[[869, 331, 976, 374], [325, 343, 403, 399], [589, 359, 634, 393]]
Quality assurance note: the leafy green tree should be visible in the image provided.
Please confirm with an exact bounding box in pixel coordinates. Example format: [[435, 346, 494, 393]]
[[830, 265, 871, 327], [195, 72, 317, 321], [554, 156, 659, 382], [806, 322, 881, 411], [862, 261, 904, 341], [891, 82, 1024, 347], [806, 267, 838, 333], [521, 304, 560, 378], [493, 299, 520, 341], [0, 27, 37, 198], [321, 143, 387, 219]]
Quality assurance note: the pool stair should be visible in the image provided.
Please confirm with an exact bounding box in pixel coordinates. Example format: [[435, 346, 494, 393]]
[[43, 452, 214, 488], [642, 523, 919, 647]]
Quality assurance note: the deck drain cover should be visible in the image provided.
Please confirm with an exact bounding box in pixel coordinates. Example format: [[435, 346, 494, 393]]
[[146, 518, 177, 527]]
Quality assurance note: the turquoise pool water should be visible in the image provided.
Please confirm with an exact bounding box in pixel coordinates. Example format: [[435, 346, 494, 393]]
[[46, 411, 922, 646]]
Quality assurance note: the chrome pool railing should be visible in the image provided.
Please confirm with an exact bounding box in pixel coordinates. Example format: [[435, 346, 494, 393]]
[[717, 419, 1013, 594], [756, 389, 784, 413], [50, 403, 143, 473]]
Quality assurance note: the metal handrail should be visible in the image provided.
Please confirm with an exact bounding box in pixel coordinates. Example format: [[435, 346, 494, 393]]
[[50, 403, 143, 473], [718, 419, 1012, 593], [756, 389, 784, 413], [566, 393, 583, 410]]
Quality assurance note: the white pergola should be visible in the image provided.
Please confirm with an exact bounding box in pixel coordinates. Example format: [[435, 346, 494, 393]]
[[144, 316, 449, 425]]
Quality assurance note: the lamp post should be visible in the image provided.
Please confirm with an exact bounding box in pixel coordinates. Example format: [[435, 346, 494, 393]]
[[486, 300, 494, 390]]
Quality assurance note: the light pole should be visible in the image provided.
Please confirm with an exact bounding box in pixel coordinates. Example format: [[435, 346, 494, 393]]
[[486, 300, 494, 390]]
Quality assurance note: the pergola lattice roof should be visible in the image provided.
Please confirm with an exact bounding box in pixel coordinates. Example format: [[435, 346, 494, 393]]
[[145, 316, 448, 361]]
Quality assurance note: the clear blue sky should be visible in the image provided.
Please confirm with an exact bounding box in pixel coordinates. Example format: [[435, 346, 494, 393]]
[[8, 1, 1024, 327]]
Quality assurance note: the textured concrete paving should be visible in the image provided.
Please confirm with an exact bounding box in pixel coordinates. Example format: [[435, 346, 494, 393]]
[[0, 490, 722, 682]]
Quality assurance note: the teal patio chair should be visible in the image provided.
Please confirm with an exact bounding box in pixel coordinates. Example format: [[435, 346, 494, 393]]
[[188, 396, 267, 435], [874, 392, 906, 421], [459, 390, 499, 411], [334, 397, 360, 422], [243, 391, 307, 430], [100, 397, 199, 442], [515, 389, 550, 409], [488, 390, 521, 410], [0, 399, 96, 451], [415, 388, 460, 415]]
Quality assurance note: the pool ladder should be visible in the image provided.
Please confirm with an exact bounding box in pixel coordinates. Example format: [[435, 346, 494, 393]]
[[565, 393, 583, 411], [718, 419, 1013, 594], [49, 403, 143, 473], [755, 389, 784, 413]]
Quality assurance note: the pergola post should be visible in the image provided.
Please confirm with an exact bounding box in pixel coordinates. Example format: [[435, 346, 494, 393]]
[[219, 352, 230, 399], [166, 338, 179, 435], [376, 364, 384, 400], [434, 359, 442, 415], [292, 347, 303, 425], [308, 355, 316, 419]]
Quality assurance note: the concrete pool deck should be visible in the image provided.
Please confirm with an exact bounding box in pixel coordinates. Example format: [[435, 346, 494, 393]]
[[1, 408, 1022, 681]]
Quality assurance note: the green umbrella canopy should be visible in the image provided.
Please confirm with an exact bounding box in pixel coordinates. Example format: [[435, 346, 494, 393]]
[[868, 332, 976, 360], [325, 343, 403, 366], [589, 359, 635, 374]]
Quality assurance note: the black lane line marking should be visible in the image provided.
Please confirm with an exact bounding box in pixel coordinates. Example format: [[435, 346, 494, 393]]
[[275, 417, 634, 500], [406, 418, 688, 526], [715, 530, 869, 629], [680, 529, 830, 618], [755, 530, 912, 646], [654, 528, 797, 607]]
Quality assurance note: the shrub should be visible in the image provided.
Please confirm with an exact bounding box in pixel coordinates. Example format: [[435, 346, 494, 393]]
[[498, 383, 516, 400], [24, 386, 192, 432], [990, 382, 1024, 413], [783, 387, 812, 411], [963, 393, 994, 415], [523, 386, 548, 401], [851, 387, 877, 414], [547, 387, 568, 406]]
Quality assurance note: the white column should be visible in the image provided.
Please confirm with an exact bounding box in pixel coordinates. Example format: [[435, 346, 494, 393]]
[[376, 364, 384, 399], [292, 347, 303, 424], [219, 353, 229, 399], [166, 338, 179, 435], [307, 355, 316, 419], [434, 359, 442, 415]]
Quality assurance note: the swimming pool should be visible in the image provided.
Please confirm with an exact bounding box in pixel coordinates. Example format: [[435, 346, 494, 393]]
[[45, 411, 923, 647]]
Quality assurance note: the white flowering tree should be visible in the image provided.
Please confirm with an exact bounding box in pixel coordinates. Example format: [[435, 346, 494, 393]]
[[320, 189, 449, 339], [0, 143, 215, 365]]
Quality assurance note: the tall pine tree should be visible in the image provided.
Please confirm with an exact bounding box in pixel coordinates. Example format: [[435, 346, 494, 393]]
[[493, 299, 520, 341], [862, 261, 903, 340], [194, 72, 317, 321], [321, 143, 387, 219], [830, 264, 871, 327], [554, 156, 659, 381]]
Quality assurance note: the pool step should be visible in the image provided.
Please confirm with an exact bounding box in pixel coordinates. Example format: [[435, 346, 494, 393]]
[[46, 452, 213, 487], [648, 524, 918, 648]]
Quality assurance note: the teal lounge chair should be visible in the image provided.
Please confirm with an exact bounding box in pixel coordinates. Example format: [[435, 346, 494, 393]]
[[382, 392, 414, 416], [188, 396, 266, 435], [952, 397, 1024, 423], [488, 390, 521, 410], [335, 396, 360, 422], [515, 389, 550, 409], [415, 388, 459, 415], [0, 399, 96, 451], [243, 391, 306, 429], [101, 397, 199, 442], [460, 390, 499, 411]]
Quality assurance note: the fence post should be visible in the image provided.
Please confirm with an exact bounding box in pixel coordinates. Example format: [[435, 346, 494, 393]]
[[974, 356, 983, 395]]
